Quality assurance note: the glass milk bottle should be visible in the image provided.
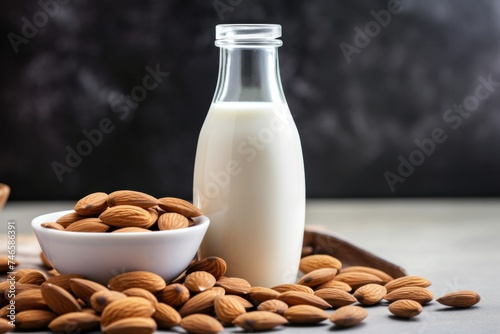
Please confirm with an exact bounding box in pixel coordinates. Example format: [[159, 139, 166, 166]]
[[193, 24, 305, 287]]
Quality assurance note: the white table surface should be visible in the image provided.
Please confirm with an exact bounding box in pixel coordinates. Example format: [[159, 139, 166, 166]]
[[1, 199, 499, 333]]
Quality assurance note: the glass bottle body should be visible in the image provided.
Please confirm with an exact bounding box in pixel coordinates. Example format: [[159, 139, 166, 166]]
[[193, 25, 305, 287]]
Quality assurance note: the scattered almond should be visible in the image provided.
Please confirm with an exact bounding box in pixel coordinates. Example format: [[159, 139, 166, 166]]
[[233, 311, 287, 332], [0, 318, 14, 333], [153, 302, 181, 329], [178, 289, 219, 317], [272, 283, 314, 294], [215, 277, 251, 295], [299, 254, 342, 273], [249, 286, 281, 304], [41, 283, 82, 314], [354, 284, 387, 306], [184, 271, 216, 293], [18, 271, 46, 285], [48, 311, 101, 332], [45, 274, 84, 292], [437, 290, 481, 308], [100, 297, 155, 327], [341, 266, 394, 284], [122, 288, 158, 304], [334, 271, 383, 290], [314, 288, 357, 308], [384, 287, 434, 304], [186, 256, 227, 279], [180, 314, 224, 334], [330, 305, 368, 328], [16, 309, 58, 331], [108, 271, 166, 293], [14, 289, 48, 311], [384, 276, 431, 293], [157, 283, 190, 308], [388, 299, 423, 318], [70, 278, 108, 304], [284, 304, 329, 324], [40, 251, 53, 269], [102, 316, 157, 334], [90, 290, 127, 313], [257, 299, 289, 315], [278, 291, 331, 309], [214, 295, 247, 325], [298, 268, 338, 287], [315, 279, 352, 292]]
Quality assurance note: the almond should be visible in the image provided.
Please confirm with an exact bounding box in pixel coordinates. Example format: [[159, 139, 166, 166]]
[[341, 266, 394, 284], [388, 299, 423, 318], [334, 271, 382, 290], [384, 287, 434, 304], [436, 290, 481, 308], [249, 286, 281, 304], [16, 309, 57, 331], [122, 288, 158, 304], [111, 227, 151, 233], [314, 288, 357, 308], [90, 290, 127, 313], [215, 277, 251, 295], [298, 268, 338, 287], [40, 251, 53, 269], [158, 212, 189, 230], [147, 207, 158, 227], [209, 286, 227, 296], [157, 283, 190, 308], [315, 280, 352, 292], [55, 212, 85, 228], [257, 299, 289, 315], [108, 271, 166, 293], [45, 274, 85, 292], [15, 268, 42, 282], [41, 283, 82, 314], [41, 222, 65, 231], [70, 278, 108, 304], [284, 304, 329, 324], [18, 271, 46, 285], [75, 192, 108, 216], [65, 218, 110, 232], [225, 295, 253, 309], [186, 257, 227, 280], [0, 318, 14, 333], [330, 305, 368, 328], [278, 291, 331, 309], [102, 317, 157, 334], [48, 311, 101, 332], [384, 275, 431, 293], [0, 257, 9, 273], [272, 283, 314, 295], [107, 190, 159, 208], [299, 254, 342, 273], [101, 297, 155, 327], [184, 271, 216, 293], [153, 302, 181, 329], [353, 284, 387, 306], [214, 295, 247, 325], [157, 197, 202, 217], [178, 290, 218, 317], [14, 289, 48, 311], [180, 314, 223, 334], [233, 311, 287, 332], [99, 205, 151, 228]]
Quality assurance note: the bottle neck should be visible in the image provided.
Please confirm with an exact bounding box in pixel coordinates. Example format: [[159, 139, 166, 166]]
[[212, 46, 286, 104]]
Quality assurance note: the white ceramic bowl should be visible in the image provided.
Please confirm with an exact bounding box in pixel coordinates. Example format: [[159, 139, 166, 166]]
[[32, 210, 209, 284]]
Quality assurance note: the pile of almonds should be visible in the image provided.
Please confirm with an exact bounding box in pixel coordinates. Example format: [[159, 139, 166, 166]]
[[0, 253, 480, 334], [41, 190, 202, 233]]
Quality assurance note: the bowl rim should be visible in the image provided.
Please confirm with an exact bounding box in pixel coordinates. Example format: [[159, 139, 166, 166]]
[[31, 209, 209, 239]]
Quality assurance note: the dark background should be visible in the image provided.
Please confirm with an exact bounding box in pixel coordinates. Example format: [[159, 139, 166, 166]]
[[1, 0, 499, 201]]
